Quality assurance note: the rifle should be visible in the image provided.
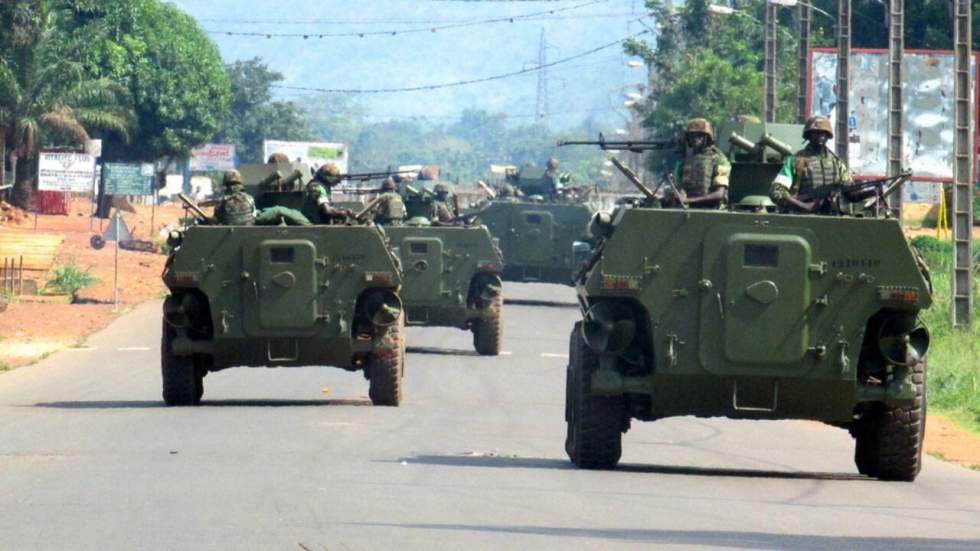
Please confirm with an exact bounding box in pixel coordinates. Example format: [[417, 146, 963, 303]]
[[558, 132, 680, 153], [177, 193, 216, 224], [797, 171, 912, 214]]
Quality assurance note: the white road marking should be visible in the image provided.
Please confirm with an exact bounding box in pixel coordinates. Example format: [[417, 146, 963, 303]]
[[499, 351, 513, 356], [64, 347, 96, 352], [540, 353, 568, 359], [118, 347, 152, 352]]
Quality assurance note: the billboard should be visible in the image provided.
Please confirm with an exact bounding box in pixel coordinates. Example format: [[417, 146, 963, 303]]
[[103, 163, 155, 195], [808, 48, 978, 184], [38, 152, 96, 192], [263, 140, 348, 173], [189, 144, 237, 172]]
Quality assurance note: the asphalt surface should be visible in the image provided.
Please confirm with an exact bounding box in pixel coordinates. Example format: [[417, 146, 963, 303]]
[[1, 283, 979, 550]]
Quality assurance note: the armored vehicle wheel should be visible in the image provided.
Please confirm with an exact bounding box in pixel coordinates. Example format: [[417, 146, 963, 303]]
[[852, 355, 926, 481], [368, 316, 405, 406], [564, 322, 625, 469], [472, 294, 502, 356], [161, 321, 201, 406]]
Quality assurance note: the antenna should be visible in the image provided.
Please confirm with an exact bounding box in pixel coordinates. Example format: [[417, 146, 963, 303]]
[[535, 28, 549, 124]]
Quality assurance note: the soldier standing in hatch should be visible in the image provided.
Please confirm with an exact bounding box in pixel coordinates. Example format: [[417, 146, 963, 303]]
[[430, 182, 457, 224], [372, 177, 406, 225], [302, 163, 353, 224], [770, 115, 854, 213], [544, 157, 570, 199], [668, 118, 731, 209], [214, 170, 257, 225]]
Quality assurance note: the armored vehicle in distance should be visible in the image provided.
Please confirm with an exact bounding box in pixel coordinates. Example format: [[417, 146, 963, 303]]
[[379, 180, 505, 355], [161, 162, 406, 406], [564, 121, 932, 481], [479, 164, 595, 285]]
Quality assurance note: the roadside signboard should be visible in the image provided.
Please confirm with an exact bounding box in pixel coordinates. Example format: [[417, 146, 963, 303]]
[[38, 152, 97, 192], [103, 163, 155, 195], [189, 144, 237, 172], [263, 140, 348, 173]]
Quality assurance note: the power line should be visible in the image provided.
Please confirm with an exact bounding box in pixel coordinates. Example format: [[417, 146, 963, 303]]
[[270, 29, 649, 94], [201, 11, 636, 26], [203, 0, 612, 39]]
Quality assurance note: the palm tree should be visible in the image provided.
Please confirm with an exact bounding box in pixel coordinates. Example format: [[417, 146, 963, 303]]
[[0, 2, 133, 208]]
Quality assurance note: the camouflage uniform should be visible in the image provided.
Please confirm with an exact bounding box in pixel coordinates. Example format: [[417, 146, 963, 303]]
[[672, 119, 731, 209], [770, 116, 852, 211], [544, 158, 569, 198], [429, 182, 457, 224], [373, 179, 406, 225], [214, 170, 257, 225], [301, 182, 336, 224]]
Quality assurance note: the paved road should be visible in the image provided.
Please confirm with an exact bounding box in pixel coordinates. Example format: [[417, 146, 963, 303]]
[[1, 283, 979, 550]]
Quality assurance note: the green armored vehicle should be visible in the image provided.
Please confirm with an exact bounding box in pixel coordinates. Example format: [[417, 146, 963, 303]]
[[161, 162, 406, 406], [381, 180, 505, 355], [479, 162, 596, 285], [563, 121, 932, 481]]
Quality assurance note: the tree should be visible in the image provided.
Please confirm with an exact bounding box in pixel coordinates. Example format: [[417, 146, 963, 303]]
[[0, 0, 132, 207], [55, 0, 230, 161], [213, 58, 312, 163]]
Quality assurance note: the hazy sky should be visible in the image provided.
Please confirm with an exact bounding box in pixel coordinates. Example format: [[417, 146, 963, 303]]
[[169, 0, 651, 128]]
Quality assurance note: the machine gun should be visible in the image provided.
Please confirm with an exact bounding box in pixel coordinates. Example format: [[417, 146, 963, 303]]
[[796, 171, 912, 215], [177, 193, 216, 225], [338, 168, 416, 183], [558, 132, 681, 154]]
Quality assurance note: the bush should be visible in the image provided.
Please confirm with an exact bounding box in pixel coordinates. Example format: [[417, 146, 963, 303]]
[[44, 258, 98, 303]]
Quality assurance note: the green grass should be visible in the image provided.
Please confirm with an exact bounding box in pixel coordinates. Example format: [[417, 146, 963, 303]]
[[910, 236, 980, 435]]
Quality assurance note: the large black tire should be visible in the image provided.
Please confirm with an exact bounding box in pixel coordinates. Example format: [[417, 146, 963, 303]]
[[161, 321, 201, 406], [564, 322, 625, 469], [472, 294, 502, 356], [853, 355, 926, 481], [368, 316, 405, 406]]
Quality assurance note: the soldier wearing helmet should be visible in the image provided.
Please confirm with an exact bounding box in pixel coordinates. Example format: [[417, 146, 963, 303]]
[[302, 163, 353, 224], [668, 118, 731, 209], [429, 182, 457, 224], [497, 183, 522, 203], [214, 170, 257, 225], [543, 157, 570, 200], [770, 115, 855, 213], [370, 176, 406, 225], [267, 152, 290, 164]]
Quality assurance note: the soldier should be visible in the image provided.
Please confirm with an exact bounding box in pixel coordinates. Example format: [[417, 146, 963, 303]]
[[302, 163, 353, 224], [669, 118, 731, 209], [497, 183, 521, 202], [770, 115, 855, 213], [430, 182, 457, 225], [544, 157, 570, 199], [372, 177, 406, 225], [214, 170, 256, 225]]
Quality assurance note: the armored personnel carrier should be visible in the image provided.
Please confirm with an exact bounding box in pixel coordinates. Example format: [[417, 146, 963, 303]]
[[479, 164, 595, 285], [563, 121, 932, 481], [382, 181, 505, 355], [160, 162, 406, 406]]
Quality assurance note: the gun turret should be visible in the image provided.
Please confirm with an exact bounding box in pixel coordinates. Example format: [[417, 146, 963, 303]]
[[558, 133, 680, 153], [728, 133, 757, 153]]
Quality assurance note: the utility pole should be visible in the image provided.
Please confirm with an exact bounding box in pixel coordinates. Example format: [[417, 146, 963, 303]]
[[763, 2, 778, 123], [952, 0, 973, 327], [835, 0, 851, 161], [886, 0, 903, 217], [797, 2, 811, 123], [535, 28, 549, 124]]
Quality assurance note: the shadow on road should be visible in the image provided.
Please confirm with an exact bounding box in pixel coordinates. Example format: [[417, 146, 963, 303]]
[[341, 523, 980, 550], [396, 454, 868, 481], [32, 398, 371, 409], [407, 346, 480, 357], [504, 298, 577, 309]]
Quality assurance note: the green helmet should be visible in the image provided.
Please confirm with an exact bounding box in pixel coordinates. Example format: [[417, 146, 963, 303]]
[[803, 116, 834, 139], [223, 170, 243, 187], [381, 177, 396, 191], [547, 157, 559, 170], [684, 118, 715, 143], [434, 182, 450, 194], [267, 152, 290, 164]]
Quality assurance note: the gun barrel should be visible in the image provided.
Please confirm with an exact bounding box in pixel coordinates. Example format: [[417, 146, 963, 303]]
[[758, 134, 793, 157], [728, 133, 757, 152], [609, 157, 656, 200], [177, 193, 213, 223]]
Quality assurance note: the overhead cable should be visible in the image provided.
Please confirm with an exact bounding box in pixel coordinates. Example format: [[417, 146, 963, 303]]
[[271, 29, 649, 94], [204, 0, 612, 38]]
